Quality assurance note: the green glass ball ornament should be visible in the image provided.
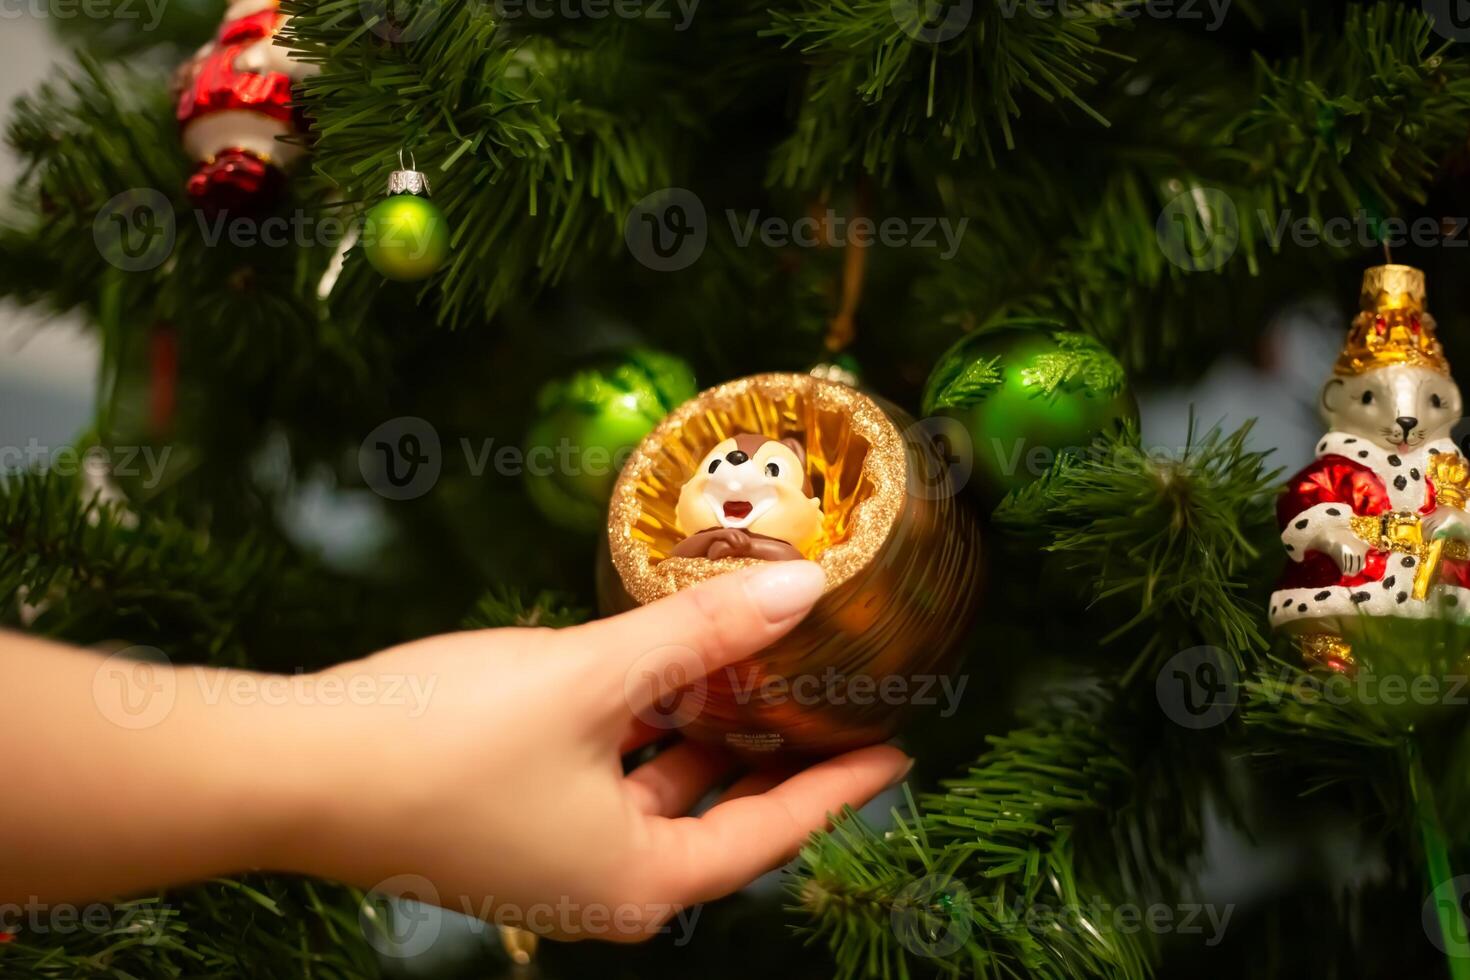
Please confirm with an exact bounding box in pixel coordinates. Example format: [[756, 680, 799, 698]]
[[921, 326, 1136, 500], [525, 348, 697, 532], [361, 165, 451, 282]]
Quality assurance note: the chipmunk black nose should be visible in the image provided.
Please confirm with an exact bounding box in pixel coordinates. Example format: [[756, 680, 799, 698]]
[[1397, 416, 1418, 434], [725, 450, 749, 465]]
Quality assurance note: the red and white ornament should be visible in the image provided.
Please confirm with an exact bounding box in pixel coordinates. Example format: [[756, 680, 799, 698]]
[[174, 0, 315, 214]]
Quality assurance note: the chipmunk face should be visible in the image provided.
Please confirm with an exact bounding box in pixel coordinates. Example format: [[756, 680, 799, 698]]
[[1320, 363, 1462, 452], [676, 434, 824, 552]]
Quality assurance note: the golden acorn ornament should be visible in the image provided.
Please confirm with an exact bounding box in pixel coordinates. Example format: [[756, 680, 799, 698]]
[[599, 373, 982, 758]]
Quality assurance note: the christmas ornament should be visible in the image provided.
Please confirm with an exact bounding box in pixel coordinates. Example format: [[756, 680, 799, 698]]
[[600, 373, 983, 757], [1271, 264, 1470, 672], [361, 159, 451, 282], [921, 326, 1136, 500], [175, 0, 314, 214], [672, 434, 824, 560], [525, 348, 697, 533]]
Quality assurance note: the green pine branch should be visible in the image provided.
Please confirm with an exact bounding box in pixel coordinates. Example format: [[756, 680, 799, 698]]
[[794, 688, 1152, 980], [767, 0, 1135, 187], [993, 420, 1280, 671]]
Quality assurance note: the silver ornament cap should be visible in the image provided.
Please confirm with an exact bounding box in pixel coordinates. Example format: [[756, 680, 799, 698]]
[[387, 168, 431, 197]]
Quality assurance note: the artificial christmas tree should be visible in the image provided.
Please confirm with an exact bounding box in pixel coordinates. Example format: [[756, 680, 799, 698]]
[[8, 2, 1470, 978]]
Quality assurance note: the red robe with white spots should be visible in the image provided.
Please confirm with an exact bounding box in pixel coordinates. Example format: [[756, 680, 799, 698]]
[[1270, 430, 1470, 631]]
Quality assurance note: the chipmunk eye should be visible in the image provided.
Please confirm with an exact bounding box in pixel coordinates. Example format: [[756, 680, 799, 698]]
[[1361, 390, 1374, 405], [707, 459, 721, 474], [765, 462, 780, 478], [1433, 394, 1444, 409]]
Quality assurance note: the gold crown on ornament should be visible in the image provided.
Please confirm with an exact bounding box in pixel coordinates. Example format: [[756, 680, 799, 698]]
[[1334, 264, 1448, 376]]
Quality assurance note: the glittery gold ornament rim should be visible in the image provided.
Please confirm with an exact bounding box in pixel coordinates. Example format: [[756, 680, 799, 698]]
[[606, 373, 906, 605]]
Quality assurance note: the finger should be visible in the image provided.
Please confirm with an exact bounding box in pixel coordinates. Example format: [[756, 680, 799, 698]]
[[564, 562, 826, 719], [619, 718, 667, 756], [625, 741, 736, 817], [710, 767, 792, 807], [649, 745, 912, 906]]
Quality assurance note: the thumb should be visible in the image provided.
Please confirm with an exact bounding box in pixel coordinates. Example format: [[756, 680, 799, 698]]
[[568, 561, 826, 725]]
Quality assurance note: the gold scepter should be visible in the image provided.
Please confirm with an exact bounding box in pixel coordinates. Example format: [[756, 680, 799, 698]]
[[1415, 453, 1470, 599], [1346, 452, 1470, 601]]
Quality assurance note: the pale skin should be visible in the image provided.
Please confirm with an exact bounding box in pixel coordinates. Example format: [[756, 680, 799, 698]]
[[0, 560, 910, 942]]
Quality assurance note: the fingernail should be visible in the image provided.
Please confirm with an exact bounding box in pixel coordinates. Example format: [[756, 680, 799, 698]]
[[889, 757, 915, 787], [744, 561, 826, 622]]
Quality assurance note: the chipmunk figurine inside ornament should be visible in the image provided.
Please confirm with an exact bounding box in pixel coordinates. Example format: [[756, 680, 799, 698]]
[[1271, 265, 1470, 672], [672, 434, 824, 561]]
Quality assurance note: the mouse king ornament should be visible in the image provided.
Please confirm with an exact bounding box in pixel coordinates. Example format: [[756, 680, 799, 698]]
[[175, 0, 314, 214], [1271, 265, 1470, 672], [672, 435, 824, 561]]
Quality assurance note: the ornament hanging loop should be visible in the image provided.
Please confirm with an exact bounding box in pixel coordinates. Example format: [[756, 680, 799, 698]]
[[388, 148, 431, 197]]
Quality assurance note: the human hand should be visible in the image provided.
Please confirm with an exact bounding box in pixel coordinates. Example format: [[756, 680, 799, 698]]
[[286, 560, 911, 942]]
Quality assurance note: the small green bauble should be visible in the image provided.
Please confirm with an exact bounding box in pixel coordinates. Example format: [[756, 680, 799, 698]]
[[362, 194, 451, 282], [921, 326, 1136, 500], [525, 348, 697, 532]]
